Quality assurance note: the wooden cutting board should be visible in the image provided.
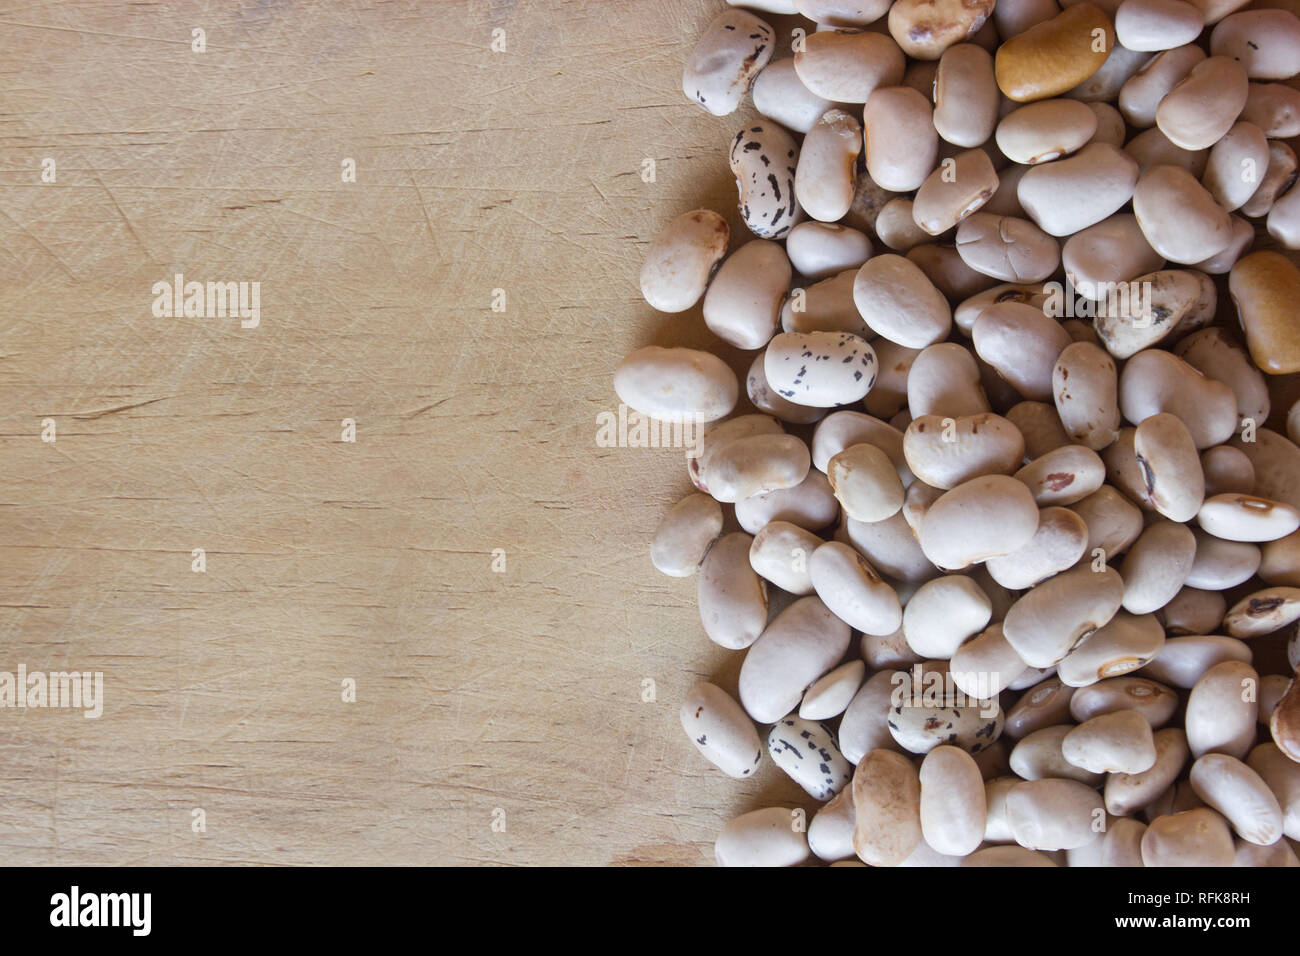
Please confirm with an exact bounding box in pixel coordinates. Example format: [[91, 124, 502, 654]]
[[0, 0, 818, 865]]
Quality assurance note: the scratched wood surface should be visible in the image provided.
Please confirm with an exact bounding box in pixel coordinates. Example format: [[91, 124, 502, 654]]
[[0, 0, 823, 865]]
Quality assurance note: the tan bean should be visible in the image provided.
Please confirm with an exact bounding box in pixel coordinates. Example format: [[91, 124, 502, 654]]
[[808, 785, 857, 862], [1247, 742, 1300, 841], [1230, 251, 1300, 376], [706, 434, 811, 503], [1187, 529, 1261, 592], [1272, 673, 1300, 762], [1125, 127, 1209, 179], [699, 533, 770, 650], [853, 749, 923, 865], [963, 845, 1059, 865], [796, 0, 893, 26], [1015, 444, 1106, 505], [1064, 214, 1164, 294], [1094, 268, 1217, 359], [1161, 587, 1228, 635], [1134, 412, 1204, 522], [1142, 634, 1252, 688], [1202, 445, 1256, 498], [994, 4, 1116, 102], [951, 623, 1031, 699], [749, 521, 822, 595], [1064, 37, 1149, 100], [888, 0, 996, 59], [1100, 817, 1149, 866], [1011, 725, 1106, 784], [1202, 122, 1271, 212], [865, 339, 921, 419], [1133, 165, 1234, 265], [1087, 100, 1129, 146], [801, 659, 866, 721], [1224, 586, 1300, 638], [840, 671, 909, 763], [736, 469, 840, 534], [690, 414, 784, 493], [1268, 182, 1300, 249], [1229, 427, 1300, 511], [1181, 0, 1251, 25], [811, 410, 911, 479], [1191, 214, 1256, 274], [907, 244, 1002, 300]]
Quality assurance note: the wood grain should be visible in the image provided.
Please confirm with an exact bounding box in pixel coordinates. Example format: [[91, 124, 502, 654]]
[[0, 0, 819, 865]]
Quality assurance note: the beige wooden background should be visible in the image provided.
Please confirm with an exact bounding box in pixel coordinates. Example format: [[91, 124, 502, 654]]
[[0, 0, 820, 864]]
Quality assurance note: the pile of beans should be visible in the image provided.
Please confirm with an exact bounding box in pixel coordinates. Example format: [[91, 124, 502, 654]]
[[618, 0, 1300, 866]]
